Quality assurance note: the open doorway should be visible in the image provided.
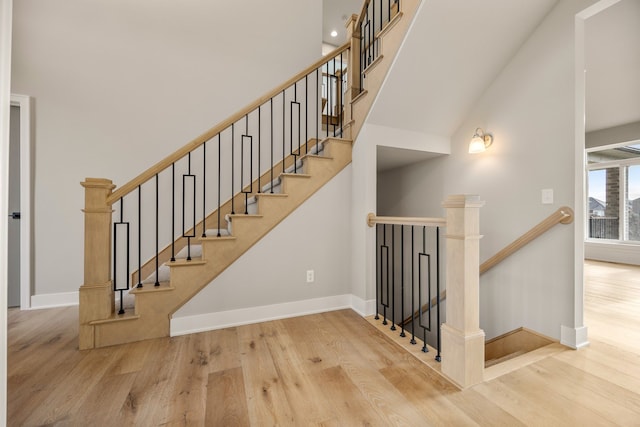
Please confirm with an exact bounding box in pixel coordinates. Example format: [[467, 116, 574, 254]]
[[8, 94, 32, 309]]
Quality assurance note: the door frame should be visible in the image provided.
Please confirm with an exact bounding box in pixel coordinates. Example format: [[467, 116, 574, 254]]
[[10, 93, 32, 309]]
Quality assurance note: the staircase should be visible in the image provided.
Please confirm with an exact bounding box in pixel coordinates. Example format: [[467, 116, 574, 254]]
[[79, 0, 422, 349]]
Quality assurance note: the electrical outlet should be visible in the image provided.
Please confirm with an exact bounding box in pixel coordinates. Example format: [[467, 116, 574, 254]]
[[542, 189, 554, 205], [306, 270, 315, 283]]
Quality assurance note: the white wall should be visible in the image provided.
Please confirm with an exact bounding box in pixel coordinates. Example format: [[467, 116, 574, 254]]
[[173, 166, 353, 324], [586, 120, 640, 149], [11, 0, 322, 299], [366, 0, 598, 342]]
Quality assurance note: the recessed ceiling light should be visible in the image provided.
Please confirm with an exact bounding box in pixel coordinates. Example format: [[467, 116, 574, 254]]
[[330, 30, 338, 38]]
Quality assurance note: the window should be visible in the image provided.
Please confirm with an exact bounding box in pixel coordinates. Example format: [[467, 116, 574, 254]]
[[587, 143, 640, 243]]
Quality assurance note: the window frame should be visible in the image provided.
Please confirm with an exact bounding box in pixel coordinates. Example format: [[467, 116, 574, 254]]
[[586, 139, 640, 244]]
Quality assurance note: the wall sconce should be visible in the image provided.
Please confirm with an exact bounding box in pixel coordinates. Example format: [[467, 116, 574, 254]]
[[468, 128, 493, 153]]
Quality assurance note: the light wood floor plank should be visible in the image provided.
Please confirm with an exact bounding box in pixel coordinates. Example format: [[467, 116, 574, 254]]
[[206, 367, 250, 427], [6, 260, 640, 426]]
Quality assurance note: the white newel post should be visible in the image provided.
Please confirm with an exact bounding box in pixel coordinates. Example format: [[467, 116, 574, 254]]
[[441, 194, 485, 388]]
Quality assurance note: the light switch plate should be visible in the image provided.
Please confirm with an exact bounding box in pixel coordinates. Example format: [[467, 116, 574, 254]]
[[542, 189, 554, 204]]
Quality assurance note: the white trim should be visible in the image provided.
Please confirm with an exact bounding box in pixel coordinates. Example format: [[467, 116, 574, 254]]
[[585, 138, 640, 153], [30, 291, 79, 309], [170, 294, 363, 337], [350, 295, 376, 317], [561, 325, 590, 349], [10, 94, 32, 309], [585, 241, 640, 265]]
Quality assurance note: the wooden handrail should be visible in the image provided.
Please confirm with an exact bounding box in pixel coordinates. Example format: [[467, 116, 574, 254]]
[[355, 0, 372, 29], [106, 43, 350, 205], [366, 213, 446, 228], [398, 206, 574, 327], [479, 206, 573, 274]]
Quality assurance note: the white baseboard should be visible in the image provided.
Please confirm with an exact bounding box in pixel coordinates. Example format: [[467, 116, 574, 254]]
[[30, 291, 79, 309], [350, 295, 376, 317], [560, 325, 590, 349], [170, 294, 374, 337]]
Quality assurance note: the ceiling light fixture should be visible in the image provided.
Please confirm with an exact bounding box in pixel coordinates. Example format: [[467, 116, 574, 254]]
[[468, 128, 493, 153], [330, 30, 338, 37]]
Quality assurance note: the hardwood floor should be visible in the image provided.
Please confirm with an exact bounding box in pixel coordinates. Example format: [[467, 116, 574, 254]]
[[7, 260, 640, 426]]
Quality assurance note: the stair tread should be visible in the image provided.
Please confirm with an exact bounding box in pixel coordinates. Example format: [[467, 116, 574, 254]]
[[280, 173, 311, 178], [130, 282, 175, 294], [90, 311, 140, 325], [167, 257, 207, 266], [199, 235, 237, 241], [227, 214, 264, 220]]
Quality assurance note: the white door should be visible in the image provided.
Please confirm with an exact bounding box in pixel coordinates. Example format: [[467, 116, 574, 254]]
[[7, 105, 20, 307]]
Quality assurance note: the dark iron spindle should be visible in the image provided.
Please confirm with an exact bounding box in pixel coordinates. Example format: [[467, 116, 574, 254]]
[[375, 223, 380, 320], [155, 174, 159, 287], [136, 185, 142, 288], [171, 163, 175, 262], [217, 134, 221, 237], [231, 124, 235, 215], [282, 89, 286, 174], [400, 225, 405, 337], [410, 225, 416, 344], [436, 226, 441, 362], [202, 142, 207, 237], [183, 152, 195, 261], [270, 99, 274, 193], [258, 106, 261, 193], [391, 224, 396, 331]]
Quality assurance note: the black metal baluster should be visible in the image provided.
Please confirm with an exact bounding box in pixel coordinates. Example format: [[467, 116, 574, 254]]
[[113, 198, 129, 314], [231, 124, 235, 215], [183, 152, 195, 261], [136, 186, 142, 288], [340, 51, 344, 134], [316, 68, 319, 145], [391, 224, 396, 331], [436, 226, 441, 362], [270, 99, 274, 193], [305, 74, 309, 154], [241, 115, 253, 214], [419, 226, 430, 353], [282, 89, 286, 174], [290, 83, 300, 173], [382, 224, 389, 325], [332, 56, 337, 136], [217, 133, 221, 237], [171, 163, 175, 262], [400, 225, 405, 337], [155, 174, 159, 287], [202, 142, 207, 237], [373, 0, 376, 61], [410, 225, 416, 344], [375, 224, 380, 320], [258, 106, 261, 193]]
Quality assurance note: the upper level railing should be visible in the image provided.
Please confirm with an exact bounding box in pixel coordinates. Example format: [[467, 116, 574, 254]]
[[355, 0, 401, 94], [367, 214, 445, 362]]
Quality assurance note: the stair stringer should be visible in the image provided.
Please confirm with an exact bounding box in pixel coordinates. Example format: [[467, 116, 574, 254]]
[[91, 138, 352, 347]]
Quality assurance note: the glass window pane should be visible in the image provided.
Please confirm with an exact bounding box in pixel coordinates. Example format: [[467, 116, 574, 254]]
[[588, 168, 619, 239], [627, 165, 640, 241]]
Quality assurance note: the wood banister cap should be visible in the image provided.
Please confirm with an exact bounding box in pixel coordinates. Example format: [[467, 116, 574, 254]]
[[81, 178, 115, 190], [442, 194, 485, 208]]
